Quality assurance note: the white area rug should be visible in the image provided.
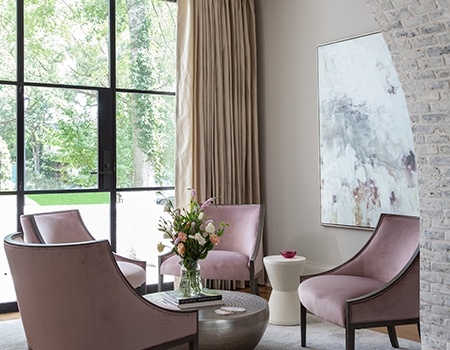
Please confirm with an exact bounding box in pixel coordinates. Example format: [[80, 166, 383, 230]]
[[0, 314, 421, 350], [0, 318, 25, 350], [256, 314, 421, 349]]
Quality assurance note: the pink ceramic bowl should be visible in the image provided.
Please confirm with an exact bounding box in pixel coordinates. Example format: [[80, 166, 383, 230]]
[[280, 250, 296, 258]]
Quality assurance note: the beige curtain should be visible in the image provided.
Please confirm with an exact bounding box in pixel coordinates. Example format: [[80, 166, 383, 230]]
[[175, 0, 260, 207]]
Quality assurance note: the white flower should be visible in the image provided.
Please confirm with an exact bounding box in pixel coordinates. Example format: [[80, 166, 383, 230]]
[[191, 233, 206, 245], [205, 222, 216, 234], [198, 212, 204, 220]]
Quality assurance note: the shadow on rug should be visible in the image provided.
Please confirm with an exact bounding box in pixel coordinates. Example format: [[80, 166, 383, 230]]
[[0, 314, 421, 350]]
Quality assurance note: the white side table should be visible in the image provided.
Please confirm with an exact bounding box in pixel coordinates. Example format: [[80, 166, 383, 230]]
[[263, 255, 306, 325]]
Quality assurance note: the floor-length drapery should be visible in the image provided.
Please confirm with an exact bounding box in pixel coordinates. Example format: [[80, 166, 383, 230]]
[[175, 0, 260, 207]]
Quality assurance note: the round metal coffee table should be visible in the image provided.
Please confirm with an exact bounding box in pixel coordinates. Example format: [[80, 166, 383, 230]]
[[145, 290, 269, 350]]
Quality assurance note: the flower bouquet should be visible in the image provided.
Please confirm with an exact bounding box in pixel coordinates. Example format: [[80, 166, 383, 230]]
[[157, 189, 228, 296]]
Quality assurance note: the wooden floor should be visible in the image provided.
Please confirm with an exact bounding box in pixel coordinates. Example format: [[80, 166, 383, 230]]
[[0, 311, 20, 321], [0, 285, 420, 343]]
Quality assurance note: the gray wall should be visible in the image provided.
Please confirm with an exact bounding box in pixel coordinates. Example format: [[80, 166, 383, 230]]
[[256, 0, 379, 273]]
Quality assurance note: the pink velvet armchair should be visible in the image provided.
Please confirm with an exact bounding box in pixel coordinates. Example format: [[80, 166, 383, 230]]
[[20, 209, 147, 294], [298, 214, 420, 350], [4, 232, 198, 350], [158, 204, 265, 295]]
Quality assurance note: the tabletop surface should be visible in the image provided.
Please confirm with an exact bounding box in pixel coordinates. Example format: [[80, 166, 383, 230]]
[[144, 290, 268, 321], [264, 255, 306, 263]]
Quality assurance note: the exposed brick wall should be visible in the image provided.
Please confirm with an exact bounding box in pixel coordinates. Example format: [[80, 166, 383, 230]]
[[365, 1, 450, 349]]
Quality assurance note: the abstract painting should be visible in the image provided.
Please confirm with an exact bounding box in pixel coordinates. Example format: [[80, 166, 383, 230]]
[[318, 32, 419, 228]]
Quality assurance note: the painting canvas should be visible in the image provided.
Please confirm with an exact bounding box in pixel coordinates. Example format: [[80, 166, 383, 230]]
[[318, 32, 419, 228]]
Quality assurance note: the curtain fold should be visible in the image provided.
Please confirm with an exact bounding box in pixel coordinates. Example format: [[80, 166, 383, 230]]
[[175, 0, 260, 207]]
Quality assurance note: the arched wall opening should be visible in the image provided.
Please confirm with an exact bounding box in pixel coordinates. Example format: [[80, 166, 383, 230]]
[[365, 1, 450, 348]]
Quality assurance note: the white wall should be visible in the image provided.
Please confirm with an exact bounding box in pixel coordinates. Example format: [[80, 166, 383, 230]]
[[256, 0, 380, 274]]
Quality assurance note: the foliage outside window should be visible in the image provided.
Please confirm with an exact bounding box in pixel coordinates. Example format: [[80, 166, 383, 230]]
[[0, 0, 177, 191]]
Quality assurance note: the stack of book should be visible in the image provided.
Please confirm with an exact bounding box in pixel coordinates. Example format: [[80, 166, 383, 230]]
[[163, 289, 224, 309]]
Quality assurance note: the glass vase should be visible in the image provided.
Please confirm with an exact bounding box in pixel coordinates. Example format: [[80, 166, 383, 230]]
[[179, 261, 203, 297]]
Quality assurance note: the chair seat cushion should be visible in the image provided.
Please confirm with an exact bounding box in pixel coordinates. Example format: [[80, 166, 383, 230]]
[[161, 251, 251, 280], [298, 275, 385, 327], [117, 261, 146, 289]]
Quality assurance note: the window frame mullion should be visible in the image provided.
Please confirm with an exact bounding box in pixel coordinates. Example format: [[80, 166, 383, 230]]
[[108, 0, 117, 251], [16, 0, 25, 229]]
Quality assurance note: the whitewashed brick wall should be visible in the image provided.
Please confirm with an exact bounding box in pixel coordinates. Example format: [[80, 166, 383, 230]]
[[365, 1, 450, 349]]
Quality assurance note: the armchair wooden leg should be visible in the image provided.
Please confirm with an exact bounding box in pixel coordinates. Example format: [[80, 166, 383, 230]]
[[300, 303, 307, 347], [345, 325, 355, 350], [158, 274, 163, 292], [250, 278, 259, 295], [189, 335, 199, 350], [387, 325, 399, 348], [139, 283, 147, 295]]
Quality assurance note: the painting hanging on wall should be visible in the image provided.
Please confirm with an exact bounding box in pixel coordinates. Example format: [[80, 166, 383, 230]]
[[318, 32, 419, 229]]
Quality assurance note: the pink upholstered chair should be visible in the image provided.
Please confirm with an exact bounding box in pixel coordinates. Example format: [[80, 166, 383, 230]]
[[298, 213, 420, 350], [158, 204, 265, 294], [4, 232, 198, 350], [20, 209, 147, 294]]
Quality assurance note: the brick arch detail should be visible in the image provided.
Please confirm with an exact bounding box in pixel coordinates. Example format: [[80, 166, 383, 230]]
[[365, 1, 450, 348]]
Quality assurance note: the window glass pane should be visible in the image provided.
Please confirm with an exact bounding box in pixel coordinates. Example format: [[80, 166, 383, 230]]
[[116, 190, 173, 285], [116, 0, 177, 91], [116, 92, 175, 188], [24, 87, 98, 190], [0, 195, 17, 303], [0, 85, 16, 191], [24, 192, 110, 241], [24, 0, 109, 87], [0, 0, 16, 81]]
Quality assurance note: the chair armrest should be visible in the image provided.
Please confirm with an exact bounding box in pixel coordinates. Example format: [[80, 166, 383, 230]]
[[113, 253, 146, 271], [157, 251, 176, 291], [301, 214, 420, 286], [299, 247, 379, 283], [249, 204, 265, 262], [8, 232, 25, 243], [299, 260, 357, 283], [346, 250, 419, 324], [300, 231, 378, 284], [158, 251, 175, 268]]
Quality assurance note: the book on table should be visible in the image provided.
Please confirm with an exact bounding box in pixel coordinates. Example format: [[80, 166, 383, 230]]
[[164, 289, 222, 304], [163, 289, 224, 309], [163, 295, 225, 309]]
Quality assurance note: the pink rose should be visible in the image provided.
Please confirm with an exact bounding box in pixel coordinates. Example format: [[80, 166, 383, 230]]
[[177, 242, 186, 257], [209, 233, 220, 245], [178, 232, 187, 241]]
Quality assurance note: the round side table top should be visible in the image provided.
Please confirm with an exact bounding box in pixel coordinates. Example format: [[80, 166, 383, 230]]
[[264, 255, 306, 264]]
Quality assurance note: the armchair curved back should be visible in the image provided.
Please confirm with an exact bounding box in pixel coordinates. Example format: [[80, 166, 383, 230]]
[[203, 204, 264, 257], [19, 209, 147, 293], [158, 204, 265, 294], [298, 214, 420, 350], [19, 214, 41, 243], [4, 233, 198, 350], [20, 209, 95, 244], [333, 214, 420, 282]]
